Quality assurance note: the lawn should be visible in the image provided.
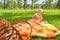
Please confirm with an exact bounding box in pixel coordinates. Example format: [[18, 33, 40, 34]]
[[0, 9, 60, 40]]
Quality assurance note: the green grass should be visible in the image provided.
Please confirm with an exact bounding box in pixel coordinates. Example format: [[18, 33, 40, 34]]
[[0, 9, 60, 40]]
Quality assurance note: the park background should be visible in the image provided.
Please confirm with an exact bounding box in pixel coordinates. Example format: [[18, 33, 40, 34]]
[[0, 0, 60, 40]]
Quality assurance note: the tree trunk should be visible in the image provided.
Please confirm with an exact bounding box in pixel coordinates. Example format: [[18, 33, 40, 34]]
[[24, 0, 26, 9], [31, 0, 34, 9], [4, 0, 6, 9], [56, 0, 60, 9]]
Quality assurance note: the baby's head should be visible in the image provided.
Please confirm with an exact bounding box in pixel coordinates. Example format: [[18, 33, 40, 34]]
[[38, 9, 43, 15], [33, 9, 43, 21]]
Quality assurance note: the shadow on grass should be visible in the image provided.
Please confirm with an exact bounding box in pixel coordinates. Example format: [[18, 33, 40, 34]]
[[43, 14, 60, 22], [0, 12, 34, 21]]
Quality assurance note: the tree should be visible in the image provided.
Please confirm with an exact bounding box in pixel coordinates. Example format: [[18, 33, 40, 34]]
[[6, 0, 15, 9], [11, 0, 15, 9], [8, 0, 16, 9], [0, 2, 4, 9], [52, 0, 57, 9], [17, 0, 22, 8], [23, 0, 27, 9], [5, 0, 22, 9], [56, 0, 60, 9], [44, 0, 52, 9], [4, 0, 6, 9], [41, 0, 45, 9], [26, 4, 32, 9], [31, 0, 39, 9], [34, 4, 41, 9]]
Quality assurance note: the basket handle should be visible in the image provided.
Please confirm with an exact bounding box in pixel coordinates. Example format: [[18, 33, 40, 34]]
[[10, 20, 30, 25]]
